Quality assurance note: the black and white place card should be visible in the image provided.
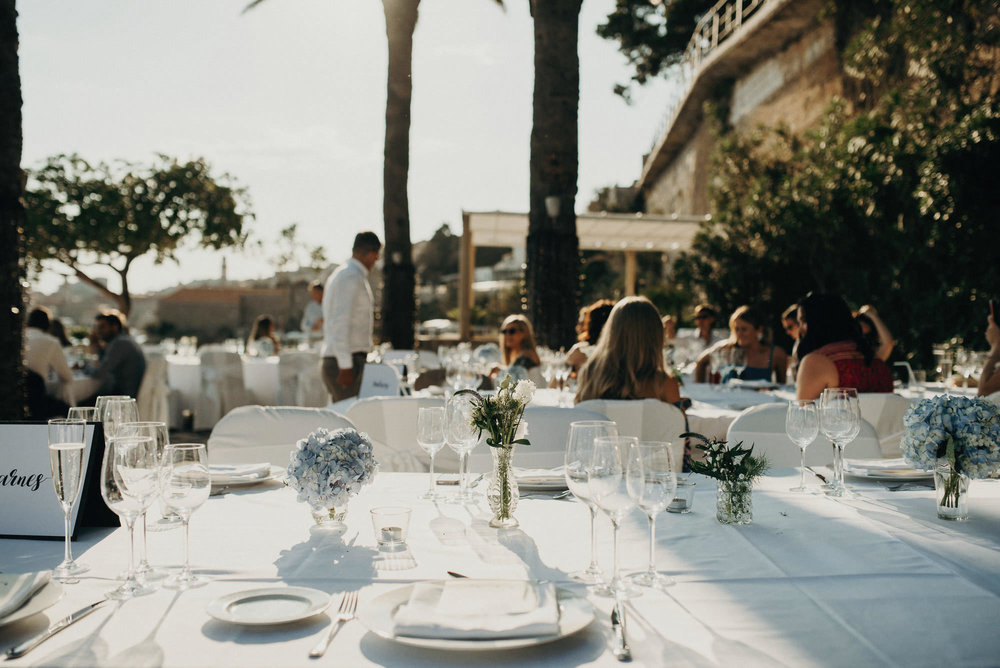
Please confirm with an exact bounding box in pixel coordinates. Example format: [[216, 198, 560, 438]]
[[0, 421, 116, 540]]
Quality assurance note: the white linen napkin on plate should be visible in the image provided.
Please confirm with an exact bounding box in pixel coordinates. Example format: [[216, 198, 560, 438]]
[[844, 458, 922, 475], [0, 571, 50, 620], [209, 463, 272, 484], [392, 580, 560, 640], [514, 467, 565, 485]]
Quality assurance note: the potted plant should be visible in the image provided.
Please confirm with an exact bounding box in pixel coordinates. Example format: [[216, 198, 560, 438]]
[[683, 432, 768, 525]]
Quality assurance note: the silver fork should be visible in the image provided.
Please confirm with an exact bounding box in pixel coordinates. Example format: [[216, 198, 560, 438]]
[[309, 591, 358, 658]]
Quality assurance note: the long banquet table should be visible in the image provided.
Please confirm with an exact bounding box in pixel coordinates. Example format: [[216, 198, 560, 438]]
[[2, 471, 1000, 666]]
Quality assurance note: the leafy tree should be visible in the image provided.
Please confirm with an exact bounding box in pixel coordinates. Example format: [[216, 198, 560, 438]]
[[23, 154, 252, 315], [597, 0, 715, 98], [267, 223, 327, 274], [0, 0, 25, 419]]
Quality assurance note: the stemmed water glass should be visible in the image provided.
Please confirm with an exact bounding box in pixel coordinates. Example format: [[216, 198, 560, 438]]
[[445, 390, 480, 503], [590, 435, 643, 598], [67, 406, 99, 421], [819, 388, 860, 497], [786, 400, 819, 492], [47, 418, 89, 582], [730, 347, 747, 381], [565, 420, 618, 586], [101, 433, 158, 599], [160, 443, 211, 590], [417, 406, 446, 499], [627, 441, 678, 591], [98, 396, 139, 448], [118, 421, 174, 580]]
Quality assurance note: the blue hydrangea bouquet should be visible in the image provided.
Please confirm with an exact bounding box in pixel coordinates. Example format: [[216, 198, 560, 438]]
[[901, 395, 1000, 517], [286, 427, 378, 522]]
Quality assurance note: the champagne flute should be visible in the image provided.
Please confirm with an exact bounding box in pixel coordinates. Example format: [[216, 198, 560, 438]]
[[416, 406, 446, 500], [101, 434, 157, 599], [627, 441, 679, 591], [590, 435, 642, 598], [819, 388, 859, 497], [48, 418, 89, 582], [161, 443, 211, 590], [786, 400, 819, 492], [445, 390, 480, 503], [565, 420, 618, 586]]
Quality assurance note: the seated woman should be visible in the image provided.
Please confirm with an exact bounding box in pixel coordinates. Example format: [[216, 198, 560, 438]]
[[694, 305, 788, 384], [855, 304, 894, 362], [977, 314, 1000, 397], [497, 314, 541, 375], [795, 293, 893, 400], [247, 314, 280, 357], [565, 299, 614, 372], [575, 297, 682, 406]]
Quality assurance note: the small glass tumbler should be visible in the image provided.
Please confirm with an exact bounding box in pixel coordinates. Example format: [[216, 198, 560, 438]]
[[371, 506, 412, 548], [667, 479, 696, 513]]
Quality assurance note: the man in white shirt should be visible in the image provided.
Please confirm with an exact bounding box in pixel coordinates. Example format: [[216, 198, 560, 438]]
[[300, 281, 324, 345], [23, 307, 75, 403], [321, 231, 381, 401]]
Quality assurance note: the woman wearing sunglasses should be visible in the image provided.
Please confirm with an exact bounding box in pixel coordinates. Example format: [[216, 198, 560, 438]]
[[498, 315, 542, 374]]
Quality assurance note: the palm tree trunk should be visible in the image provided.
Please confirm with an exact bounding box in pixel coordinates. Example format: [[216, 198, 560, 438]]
[[0, 0, 25, 420], [526, 0, 583, 349], [381, 0, 418, 350]]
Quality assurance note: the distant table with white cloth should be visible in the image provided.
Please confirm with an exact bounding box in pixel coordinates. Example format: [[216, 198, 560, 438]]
[[165, 355, 280, 427], [2, 471, 999, 666]]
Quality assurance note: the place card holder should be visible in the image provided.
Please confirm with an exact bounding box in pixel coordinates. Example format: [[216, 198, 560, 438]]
[[0, 421, 117, 540]]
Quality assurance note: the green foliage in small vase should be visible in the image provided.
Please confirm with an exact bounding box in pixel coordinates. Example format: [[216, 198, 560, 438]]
[[683, 432, 768, 485]]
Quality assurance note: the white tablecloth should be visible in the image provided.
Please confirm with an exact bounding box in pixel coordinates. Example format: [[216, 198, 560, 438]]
[[2, 472, 999, 666]]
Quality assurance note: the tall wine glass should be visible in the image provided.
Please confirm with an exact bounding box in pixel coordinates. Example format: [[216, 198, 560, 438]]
[[117, 421, 173, 580], [417, 406, 446, 499], [819, 388, 859, 497], [786, 400, 819, 492], [445, 390, 480, 503], [730, 347, 747, 381], [48, 418, 89, 582], [590, 435, 642, 598], [565, 420, 618, 585], [101, 434, 157, 599], [99, 396, 139, 448], [161, 444, 211, 590], [67, 406, 99, 421], [627, 441, 678, 591]]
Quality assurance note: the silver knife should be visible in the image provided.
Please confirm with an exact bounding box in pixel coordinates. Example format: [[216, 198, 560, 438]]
[[611, 599, 632, 662], [5, 599, 110, 660], [805, 466, 828, 484]]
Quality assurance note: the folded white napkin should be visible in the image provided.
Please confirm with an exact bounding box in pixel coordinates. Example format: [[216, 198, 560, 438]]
[[514, 467, 565, 485], [209, 463, 272, 483], [392, 580, 560, 640], [0, 571, 50, 620], [844, 458, 920, 473]]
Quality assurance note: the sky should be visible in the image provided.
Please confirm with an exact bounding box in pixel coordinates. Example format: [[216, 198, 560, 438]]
[[18, 0, 678, 296]]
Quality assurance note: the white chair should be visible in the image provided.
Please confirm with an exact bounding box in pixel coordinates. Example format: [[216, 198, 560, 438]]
[[195, 350, 252, 430], [136, 350, 170, 425], [207, 405, 356, 467], [468, 404, 610, 472], [859, 393, 914, 457], [358, 363, 403, 399], [417, 350, 441, 370], [277, 350, 320, 406], [296, 366, 330, 407], [725, 402, 882, 467], [575, 399, 687, 445], [345, 396, 450, 472]]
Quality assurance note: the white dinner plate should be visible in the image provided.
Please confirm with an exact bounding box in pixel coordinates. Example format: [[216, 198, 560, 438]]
[[207, 587, 331, 625], [210, 465, 284, 488], [516, 476, 568, 492], [844, 467, 933, 481], [358, 583, 593, 651], [0, 580, 64, 627]]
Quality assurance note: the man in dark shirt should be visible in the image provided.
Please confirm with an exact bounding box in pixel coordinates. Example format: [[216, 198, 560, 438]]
[[82, 310, 146, 402]]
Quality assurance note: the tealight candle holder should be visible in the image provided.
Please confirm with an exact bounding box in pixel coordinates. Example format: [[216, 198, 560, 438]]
[[370, 506, 411, 547], [667, 479, 697, 514]]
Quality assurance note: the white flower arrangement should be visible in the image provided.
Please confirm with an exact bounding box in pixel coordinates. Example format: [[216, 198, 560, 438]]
[[901, 395, 1000, 478], [470, 375, 534, 448], [286, 427, 378, 510]]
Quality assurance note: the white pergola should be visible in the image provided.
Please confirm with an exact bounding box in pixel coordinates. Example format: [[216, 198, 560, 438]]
[[458, 210, 709, 339]]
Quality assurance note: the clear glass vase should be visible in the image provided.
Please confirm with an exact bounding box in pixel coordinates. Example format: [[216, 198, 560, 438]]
[[934, 463, 970, 521], [487, 445, 519, 528], [310, 502, 349, 535], [716, 480, 753, 525]]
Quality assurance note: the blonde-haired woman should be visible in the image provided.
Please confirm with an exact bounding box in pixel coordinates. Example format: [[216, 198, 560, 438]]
[[575, 297, 682, 405], [498, 314, 541, 372], [694, 305, 787, 384]]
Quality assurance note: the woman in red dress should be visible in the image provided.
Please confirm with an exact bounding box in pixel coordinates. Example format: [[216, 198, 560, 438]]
[[795, 294, 893, 400]]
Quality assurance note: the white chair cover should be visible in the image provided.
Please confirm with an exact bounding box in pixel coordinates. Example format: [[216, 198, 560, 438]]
[[136, 350, 170, 425], [468, 404, 610, 472], [725, 402, 882, 467], [345, 396, 449, 472], [277, 350, 320, 406], [417, 350, 441, 370], [575, 398, 687, 445], [858, 393, 915, 457], [296, 365, 330, 407], [207, 405, 356, 467], [358, 363, 402, 399], [196, 350, 251, 431]]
